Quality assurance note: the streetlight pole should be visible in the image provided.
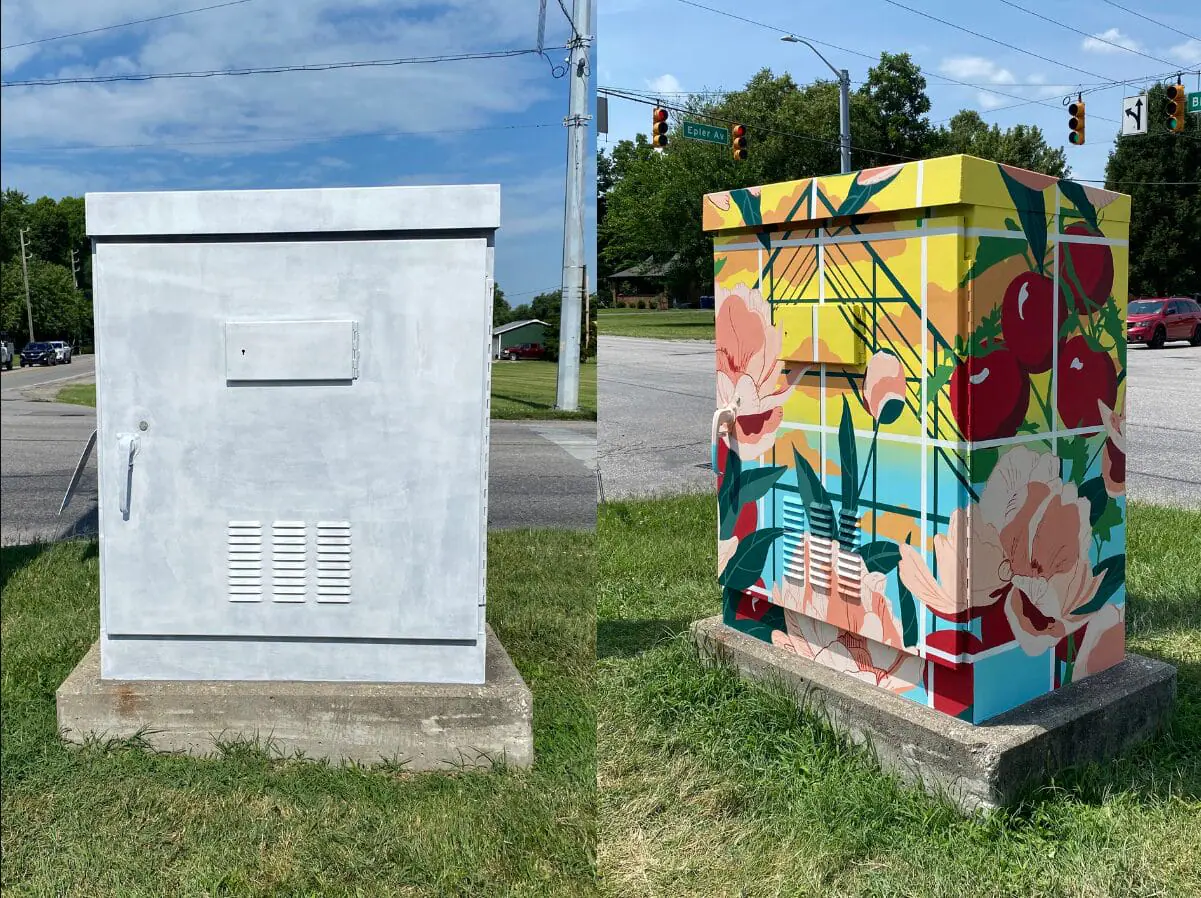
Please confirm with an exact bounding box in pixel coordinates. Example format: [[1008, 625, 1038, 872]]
[[781, 35, 851, 174]]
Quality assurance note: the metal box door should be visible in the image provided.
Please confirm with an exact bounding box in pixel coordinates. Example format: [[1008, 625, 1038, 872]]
[[94, 236, 489, 641]]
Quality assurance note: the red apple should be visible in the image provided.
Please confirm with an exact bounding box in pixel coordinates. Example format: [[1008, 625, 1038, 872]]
[[1001, 271, 1064, 373], [950, 348, 1030, 441], [1059, 223, 1114, 315], [1056, 335, 1117, 427]]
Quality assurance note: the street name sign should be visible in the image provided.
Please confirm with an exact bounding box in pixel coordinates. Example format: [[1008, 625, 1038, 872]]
[[683, 121, 730, 145], [1189, 91, 1201, 115], [1121, 94, 1148, 136]]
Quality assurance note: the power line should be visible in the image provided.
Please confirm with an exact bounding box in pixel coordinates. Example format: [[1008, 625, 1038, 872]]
[[1098, 0, 1200, 44], [0, 46, 566, 88], [995, 0, 1190, 69], [4, 122, 560, 153], [1, 0, 254, 51], [1073, 178, 1200, 186]]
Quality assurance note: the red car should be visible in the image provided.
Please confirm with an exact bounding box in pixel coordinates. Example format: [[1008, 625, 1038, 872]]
[[1127, 297, 1201, 348], [503, 342, 546, 360]]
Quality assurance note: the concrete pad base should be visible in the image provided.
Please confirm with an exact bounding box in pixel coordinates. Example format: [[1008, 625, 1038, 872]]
[[691, 616, 1176, 812], [57, 626, 533, 770]]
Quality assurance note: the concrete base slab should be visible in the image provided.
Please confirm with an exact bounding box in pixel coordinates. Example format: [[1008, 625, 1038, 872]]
[[57, 626, 533, 770], [691, 616, 1176, 813]]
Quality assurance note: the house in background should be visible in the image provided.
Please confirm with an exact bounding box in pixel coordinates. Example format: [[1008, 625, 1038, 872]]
[[606, 257, 670, 309], [492, 318, 548, 358]]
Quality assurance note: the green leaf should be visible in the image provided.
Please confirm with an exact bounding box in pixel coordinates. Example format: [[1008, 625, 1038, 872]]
[[718, 445, 743, 540], [970, 447, 1000, 484], [898, 576, 919, 648], [1079, 476, 1108, 527], [1058, 435, 1090, 485], [731, 189, 762, 228], [719, 527, 784, 592], [838, 397, 859, 517], [926, 360, 957, 404], [1070, 554, 1125, 616], [726, 600, 787, 643], [1093, 496, 1123, 543], [1058, 180, 1099, 231], [738, 466, 787, 508], [998, 165, 1048, 274], [960, 235, 1028, 287], [1004, 217, 1022, 231], [713, 256, 727, 277], [836, 168, 901, 217], [793, 446, 829, 509], [859, 540, 902, 574]]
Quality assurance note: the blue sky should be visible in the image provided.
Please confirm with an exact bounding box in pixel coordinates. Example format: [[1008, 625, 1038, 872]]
[[599, 0, 1200, 184], [0, 0, 596, 303]]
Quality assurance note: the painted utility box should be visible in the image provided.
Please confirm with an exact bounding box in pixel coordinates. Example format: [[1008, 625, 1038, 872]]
[[87, 185, 498, 683], [705, 155, 1129, 723]]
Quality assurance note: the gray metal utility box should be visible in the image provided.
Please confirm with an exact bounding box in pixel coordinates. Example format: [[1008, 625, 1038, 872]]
[[87, 185, 498, 683]]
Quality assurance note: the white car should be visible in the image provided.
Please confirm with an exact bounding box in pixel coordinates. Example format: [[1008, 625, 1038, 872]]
[[49, 341, 72, 364]]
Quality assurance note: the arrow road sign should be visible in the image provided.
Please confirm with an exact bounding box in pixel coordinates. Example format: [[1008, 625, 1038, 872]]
[[682, 121, 730, 145], [1121, 94, 1147, 136]]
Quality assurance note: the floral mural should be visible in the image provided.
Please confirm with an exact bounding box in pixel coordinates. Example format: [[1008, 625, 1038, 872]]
[[705, 155, 1129, 723]]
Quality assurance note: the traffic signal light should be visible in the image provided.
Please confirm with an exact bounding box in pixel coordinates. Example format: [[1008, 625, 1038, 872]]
[[731, 124, 748, 161], [651, 107, 668, 149], [1166, 82, 1186, 133], [1068, 98, 1085, 146]]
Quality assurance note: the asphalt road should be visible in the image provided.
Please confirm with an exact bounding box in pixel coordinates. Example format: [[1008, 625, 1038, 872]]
[[0, 359, 595, 545], [598, 334, 1201, 508]]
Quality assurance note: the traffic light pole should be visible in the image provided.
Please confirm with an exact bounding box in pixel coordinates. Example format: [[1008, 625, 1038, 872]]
[[555, 0, 593, 412], [782, 35, 851, 174]]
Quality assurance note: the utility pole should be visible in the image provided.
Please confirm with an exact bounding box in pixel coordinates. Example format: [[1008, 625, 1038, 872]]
[[781, 35, 851, 173], [19, 228, 35, 344], [70, 248, 80, 289], [555, 0, 593, 411]]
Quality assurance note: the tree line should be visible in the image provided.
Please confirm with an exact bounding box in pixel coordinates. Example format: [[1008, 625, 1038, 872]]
[[599, 53, 1199, 299], [493, 283, 599, 363]]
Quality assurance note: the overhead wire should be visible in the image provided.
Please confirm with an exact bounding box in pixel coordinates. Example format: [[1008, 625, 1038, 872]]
[[1, 0, 254, 51], [1097, 0, 1200, 44]]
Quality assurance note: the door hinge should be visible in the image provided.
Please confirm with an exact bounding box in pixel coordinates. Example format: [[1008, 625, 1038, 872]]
[[351, 322, 360, 380]]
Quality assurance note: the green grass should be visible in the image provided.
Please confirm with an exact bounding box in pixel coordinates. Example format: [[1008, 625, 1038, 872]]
[[491, 359, 597, 420], [54, 384, 96, 407], [598, 309, 715, 341], [53, 365, 597, 421], [1, 529, 596, 897], [598, 495, 1201, 898]]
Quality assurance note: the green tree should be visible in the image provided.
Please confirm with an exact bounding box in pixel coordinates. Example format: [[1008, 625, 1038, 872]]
[[528, 289, 597, 362], [856, 51, 934, 167], [493, 282, 510, 326], [1, 257, 82, 345], [936, 110, 1068, 176], [1105, 83, 1201, 295]]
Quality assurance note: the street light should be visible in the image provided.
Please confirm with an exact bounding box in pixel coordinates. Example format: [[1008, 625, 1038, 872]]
[[781, 35, 851, 173]]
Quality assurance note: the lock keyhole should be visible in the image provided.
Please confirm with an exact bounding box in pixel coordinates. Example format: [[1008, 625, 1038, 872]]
[[241, 348, 246, 355]]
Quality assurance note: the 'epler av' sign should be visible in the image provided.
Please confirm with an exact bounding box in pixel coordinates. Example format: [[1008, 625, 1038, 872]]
[[704, 155, 1128, 722], [80, 185, 499, 683]]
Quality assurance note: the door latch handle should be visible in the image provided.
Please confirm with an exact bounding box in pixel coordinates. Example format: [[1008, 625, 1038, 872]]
[[116, 433, 140, 517]]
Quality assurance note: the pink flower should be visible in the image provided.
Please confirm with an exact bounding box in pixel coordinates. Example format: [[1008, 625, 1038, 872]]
[[862, 351, 906, 424], [859, 163, 905, 185], [978, 447, 1102, 657], [897, 507, 1007, 621], [716, 283, 803, 459], [1071, 602, 1125, 678], [1099, 399, 1126, 498]]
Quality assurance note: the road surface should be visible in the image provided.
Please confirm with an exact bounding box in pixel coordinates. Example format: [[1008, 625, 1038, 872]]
[[598, 335, 1200, 508], [0, 359, 595, 545]]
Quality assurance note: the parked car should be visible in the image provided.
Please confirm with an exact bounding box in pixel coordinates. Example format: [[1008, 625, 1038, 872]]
[[502, 342, 546, 360], [49, 340, 73, 364], [19, 342, 58, 366], [1, 342, 12, 371], [1127, 297, 1201, 348]]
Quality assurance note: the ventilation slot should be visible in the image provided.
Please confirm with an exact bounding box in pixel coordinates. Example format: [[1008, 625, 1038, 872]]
[[227, 521, 263, 602], [782, 495, 807, 584], [272, 521, 307, 603], [316, 521, 351, 603]]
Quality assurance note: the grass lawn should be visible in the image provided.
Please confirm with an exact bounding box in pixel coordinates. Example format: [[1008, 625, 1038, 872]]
[[490, 359, 597, 420], [53, 364, 596, 421], [1, 529, 596, 897], [598, 495, 1201, 898], [598, 309, 714, 341], [54, 384, 96, 407]]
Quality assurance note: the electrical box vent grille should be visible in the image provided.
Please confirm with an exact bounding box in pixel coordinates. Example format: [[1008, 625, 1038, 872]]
[[316, 521, 352, 603], [272, 521, 307, 603], [781, 495, 807, 584], [227, 521, 263, 602]]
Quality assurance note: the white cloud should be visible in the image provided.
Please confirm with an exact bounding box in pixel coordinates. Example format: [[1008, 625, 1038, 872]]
[[645, 73, 683, 94], [1082, 28, 1141, 54], [1168, 39, 1201, 64], [939, 56, 1016, 85]]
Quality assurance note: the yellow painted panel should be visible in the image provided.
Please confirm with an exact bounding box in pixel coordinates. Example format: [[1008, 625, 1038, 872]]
[[778, 303, 866, 366]]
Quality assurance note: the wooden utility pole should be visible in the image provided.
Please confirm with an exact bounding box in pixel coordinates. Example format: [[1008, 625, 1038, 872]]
[[19, 228, 35, 343]]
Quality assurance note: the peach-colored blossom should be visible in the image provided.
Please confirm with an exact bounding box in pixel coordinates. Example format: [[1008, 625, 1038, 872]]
[[897, 507, 1007, 621], [1099, 399, 1126, 498], [1071, 602, 1125, 678], [978, 446, 1102, 657], [862, 351, 906, 423], [707, 192, 732, 211], [1000, 164, 1058, 191], [859, 163, 905, 185], [716, 283, 804, 459], [718, 536, 738, 578]]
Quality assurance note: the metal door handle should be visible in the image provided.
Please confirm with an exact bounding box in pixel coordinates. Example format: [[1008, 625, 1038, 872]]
[[117, 433, 140, 517]]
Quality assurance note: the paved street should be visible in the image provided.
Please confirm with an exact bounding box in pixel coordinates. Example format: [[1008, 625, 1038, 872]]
[[0, 360, 595, 545], [599, 335, 1201, 508]]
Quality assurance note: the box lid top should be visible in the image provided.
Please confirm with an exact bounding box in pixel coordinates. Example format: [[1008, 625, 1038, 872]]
[[702, 154, 1130, 232], [86, 184, 500, 237]]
